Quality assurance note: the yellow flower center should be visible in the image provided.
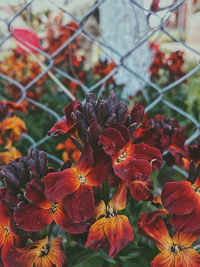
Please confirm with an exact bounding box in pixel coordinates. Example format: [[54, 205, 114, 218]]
[[170, 243, 184, 253], [105, 205, 118, 218], [192, 185, 200, 196], [3, 226, 10, 236], [78, 173, 87, 184], [40, 244, 50, 256], [116, 152, 127, 164], [51, 202, 58, 214]]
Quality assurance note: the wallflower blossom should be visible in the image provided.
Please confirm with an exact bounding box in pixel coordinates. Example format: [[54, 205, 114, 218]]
[[137, 214, 200, 267], [0, 201, 20, 267], [133, 115, 186, 166], [56, 138, 81, 162], [161, 176, 200, 232], [99, 123, 161, 181], [93, 59, 116, 85], [17, 236, 67, 267], [85, 183, 134, 257], [44, 149, 111, 223], [14, 179, 88, 234], [0, 115, 26, 143], [0, 145, 21, 165]]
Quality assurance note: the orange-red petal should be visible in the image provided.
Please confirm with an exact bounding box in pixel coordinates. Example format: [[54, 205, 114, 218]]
[[109, 182, 127, 211], [174, 248, 200, 267], [137, 215, 172, 251], [151, 250, 175, 267], [44, 168, 81, 202], [104, 215, 134, 258], [85, 217, 107, 251]]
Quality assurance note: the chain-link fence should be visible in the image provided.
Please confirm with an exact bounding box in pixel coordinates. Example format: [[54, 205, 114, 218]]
[[0, 0, 199, 176]]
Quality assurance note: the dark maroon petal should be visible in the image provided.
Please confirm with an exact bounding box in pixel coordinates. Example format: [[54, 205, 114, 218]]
[[161, 181, 196, 215], [138, 209, 169, 225], [113, 159, 152, 182], [63, 184, 95, 223], [26, 180, 47, 207], [54, 203, 88, 234], [99, 127, 126, 155], [64, 99, 82, 127], [128, 179, 153, 201], [128, 103, 144, 126], [169, 206, 200, 233], [14, 204, 52, 231]]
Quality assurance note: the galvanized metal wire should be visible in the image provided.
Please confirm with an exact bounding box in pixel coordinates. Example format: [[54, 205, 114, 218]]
[[0, 0, 199, 176]]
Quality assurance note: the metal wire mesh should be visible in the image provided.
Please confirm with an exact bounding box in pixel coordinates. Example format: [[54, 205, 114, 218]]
[[0, 0, 199, 175]]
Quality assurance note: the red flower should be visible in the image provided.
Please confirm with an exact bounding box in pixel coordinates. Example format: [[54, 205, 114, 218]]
[[100, 124, 161, 182], [137, 214, 200, 267], [17, 236, 67, 267], [133, 115, 186, 166], [44, 149, 111, 223], [85, 182, 134, 257], [14, 180, 88, 234], [161, 177, 200, 232], [93, 60, 116, 84], [48, 99, 82, 137], [0, 201, 20, 267]]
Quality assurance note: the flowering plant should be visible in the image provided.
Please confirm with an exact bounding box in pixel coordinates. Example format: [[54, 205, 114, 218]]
[[0, 90, 199, 266]]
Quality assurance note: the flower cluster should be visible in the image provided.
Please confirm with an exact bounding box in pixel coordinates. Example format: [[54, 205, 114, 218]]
[[0, 51, 47, 102], [0, 91, 199, 266], [149, 42, 186, 84], [0, 100, 26, 165], [133, 114, 187, 166]]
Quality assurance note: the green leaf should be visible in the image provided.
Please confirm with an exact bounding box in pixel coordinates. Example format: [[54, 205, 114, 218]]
[[99, 249, 116, 263]]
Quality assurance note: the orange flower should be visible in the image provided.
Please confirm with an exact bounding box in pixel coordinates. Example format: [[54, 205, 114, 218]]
[[56, 138, 81, 162], [85, 183, 134, 257], [0, 115, 26, 142], [17, 236, 67, 267], [137, 215, 200, 267], [0, 145, 21, 165]]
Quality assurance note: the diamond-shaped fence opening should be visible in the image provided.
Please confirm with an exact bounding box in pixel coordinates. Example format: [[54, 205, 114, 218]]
[[0, 0, 199, 173]]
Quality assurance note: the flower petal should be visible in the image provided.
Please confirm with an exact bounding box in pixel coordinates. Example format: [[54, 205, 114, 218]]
[[14, 204, 52, 231], [104, 215, 134, 258], [175, 249, 200, 267], [48, 238, 67, 267], [63, 184, 95, 223], [137, 215, 172, 251], [85, 217, 107, 251], [151, 250, 175, 267], [44, 168, 81, 202], [113, 158, 152, 182], [172, 231, 199, 248], [53, 202, 88, 234], [128, 179, 153, 201], [169, 207, 200, 232], [161, 181, 197, 215], [48, 118, 70, 136], [26, 180, 50, 208], [95, 200, 106, 220], [86, 150, 111, 186], [109, 182, 127, 211]]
